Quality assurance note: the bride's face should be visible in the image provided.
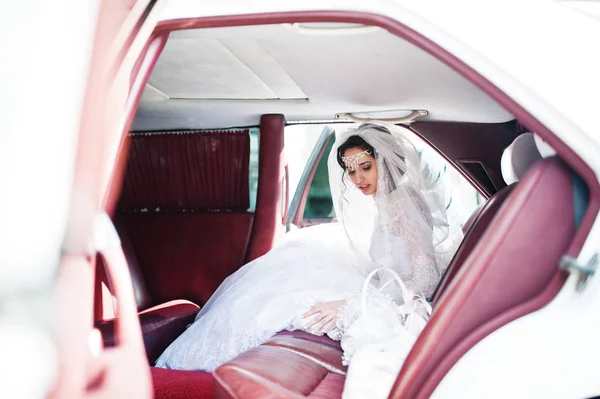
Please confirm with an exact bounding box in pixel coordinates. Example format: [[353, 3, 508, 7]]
[[344, 147, 378, 195]]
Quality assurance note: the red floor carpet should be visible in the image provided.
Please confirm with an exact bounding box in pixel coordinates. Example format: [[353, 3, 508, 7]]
[[151, 367, 213, 399]]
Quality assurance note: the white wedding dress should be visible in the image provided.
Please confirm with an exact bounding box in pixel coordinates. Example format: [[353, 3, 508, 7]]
[[155, 222, 370, 371], [155, 123, 461, 373]]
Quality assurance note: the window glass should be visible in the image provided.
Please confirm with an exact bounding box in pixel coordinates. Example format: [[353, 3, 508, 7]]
[[406, 135, 484, 230], [284, 124, 324, 205], [252, 125, 324, 213], [304, 138, 335, 219]]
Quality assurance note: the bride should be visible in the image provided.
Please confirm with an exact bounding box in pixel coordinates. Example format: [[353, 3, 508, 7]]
[[155, 122, 460, 372]]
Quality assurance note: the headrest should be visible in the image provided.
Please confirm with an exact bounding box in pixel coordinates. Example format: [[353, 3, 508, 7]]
[[501, 133, 544, 184]]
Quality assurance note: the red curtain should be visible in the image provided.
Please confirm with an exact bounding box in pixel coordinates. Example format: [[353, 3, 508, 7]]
[[119, 130, 250, 211]]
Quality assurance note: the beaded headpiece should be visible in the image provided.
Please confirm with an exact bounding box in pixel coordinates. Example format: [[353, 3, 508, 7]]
[[342, 149, 372, 171]]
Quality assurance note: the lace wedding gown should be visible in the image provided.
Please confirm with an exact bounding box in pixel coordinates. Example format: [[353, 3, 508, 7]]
[[155, 222, 371, 371]]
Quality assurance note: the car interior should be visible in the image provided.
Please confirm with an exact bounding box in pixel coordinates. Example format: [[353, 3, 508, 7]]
[[92, 16, 596, 399]]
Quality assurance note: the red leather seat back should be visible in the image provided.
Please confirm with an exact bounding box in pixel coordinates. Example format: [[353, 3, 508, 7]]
[[392, 158, 580, 398], [430, 183, 516, 306], [117, 211, 254, 306], [94, 211, 255, 318], [432, 132, 545, 305]]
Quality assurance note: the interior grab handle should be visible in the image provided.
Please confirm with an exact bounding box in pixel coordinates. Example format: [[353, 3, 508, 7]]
[[335, 110, 428, 124]]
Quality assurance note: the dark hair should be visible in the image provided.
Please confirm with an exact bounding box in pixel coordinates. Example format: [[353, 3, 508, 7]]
[[336, 125, 405, 193], [336, 135, 375, 170]]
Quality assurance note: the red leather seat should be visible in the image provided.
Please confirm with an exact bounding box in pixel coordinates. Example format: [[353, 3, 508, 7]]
[[95, 299, 199, 364], [391, 157, 582, 398], [275, 330, 342, 350], [214, 334, 346, 399], [430, 183, 516, 305], [432, 132, 543, 305], [94, 219, 200, 363]]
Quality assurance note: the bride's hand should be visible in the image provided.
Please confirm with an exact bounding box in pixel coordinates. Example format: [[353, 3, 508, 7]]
[[303, 300, 346, 333]]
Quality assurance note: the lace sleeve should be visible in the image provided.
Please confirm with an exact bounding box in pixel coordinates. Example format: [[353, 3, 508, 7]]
[[327, 286, 398, 365], [373, 189, 441, 299]]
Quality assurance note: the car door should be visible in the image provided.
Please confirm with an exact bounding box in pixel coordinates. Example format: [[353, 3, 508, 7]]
[[48, 1, 164, 398]]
